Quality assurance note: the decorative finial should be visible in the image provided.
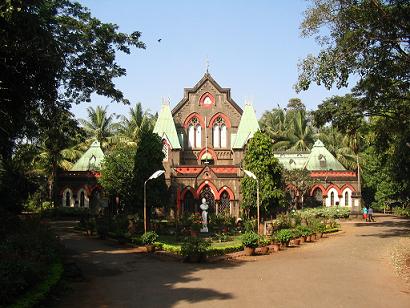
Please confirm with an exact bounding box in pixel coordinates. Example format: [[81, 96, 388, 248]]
[[205, 55, 209, 74]]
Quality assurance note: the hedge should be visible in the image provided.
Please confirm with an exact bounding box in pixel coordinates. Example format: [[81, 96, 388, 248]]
[[10, 262, 63, 308]]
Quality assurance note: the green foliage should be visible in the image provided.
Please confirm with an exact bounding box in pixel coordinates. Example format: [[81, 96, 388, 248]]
[[273, 229, 293, 244], [206, 243, 244, 257], [295, 225, 312, 237], [241, 131, 284, 216], [9, 262, 63, 308], [283, 169, 318, 209], [0, 216, 61, 306], [180, 237, 211, 257], [99, 145, 136, 209], [241, 231, 260, 248], [141, 231, 159, 245], [189, 213, 202, 232], [258, 235, 271, 247], [242, 218, 257, 232], [393, 207, 410, 218]]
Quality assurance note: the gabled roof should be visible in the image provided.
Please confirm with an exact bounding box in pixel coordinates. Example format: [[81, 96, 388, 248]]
[[71, 140, 105, 171], [274, 152, 310, 170], [305, 140, 346, 171], [153, 103, 181, 149], [232, 103, 260, 149], [172, 72, 243, 115]]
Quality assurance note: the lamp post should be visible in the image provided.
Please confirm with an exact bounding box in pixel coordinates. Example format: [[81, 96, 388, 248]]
[[144, 170, 165, 233], [243, 169, 260, 235]]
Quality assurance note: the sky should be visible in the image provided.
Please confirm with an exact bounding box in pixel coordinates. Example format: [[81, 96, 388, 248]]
[[71, 0, 352, 120]]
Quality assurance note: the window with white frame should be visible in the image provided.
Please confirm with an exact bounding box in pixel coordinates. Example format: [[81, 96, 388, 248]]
[[187, 117, 201, 148], [212, 116, 227, 148]]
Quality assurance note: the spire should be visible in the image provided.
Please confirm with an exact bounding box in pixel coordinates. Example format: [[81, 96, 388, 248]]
[[304, 139, 346, 171], [71, 140, 105, 171], [232, 102, 260, 149], [153, 102, 181, 149]]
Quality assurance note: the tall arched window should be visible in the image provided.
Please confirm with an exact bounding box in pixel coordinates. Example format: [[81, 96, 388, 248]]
[[213, 116, 227, 148], [219, 191, 231, 214], [330, 191, 335, 206], [188, 117, 201, 148], [162, 140, 169, 161], [344, 191, 349, 206], [65, 191, 71, 207], [80, 191, 85, 207], [313, 188, 323, 202]]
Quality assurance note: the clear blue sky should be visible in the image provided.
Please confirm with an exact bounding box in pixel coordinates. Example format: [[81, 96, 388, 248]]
[[72, 0, 351, 120]]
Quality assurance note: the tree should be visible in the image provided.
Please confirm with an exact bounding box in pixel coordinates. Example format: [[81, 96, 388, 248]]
[[287, 98, 306, 112], [99, 145, 136, 210], [241, 131, 284, 218], [79, 105, 117, 148], [282, 169, 318, 209], [1, 0, 145, 212], [297, 0, 410, 203]]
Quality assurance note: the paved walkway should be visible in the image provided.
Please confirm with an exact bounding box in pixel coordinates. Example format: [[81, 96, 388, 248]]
[[54, 215, 410, 308]]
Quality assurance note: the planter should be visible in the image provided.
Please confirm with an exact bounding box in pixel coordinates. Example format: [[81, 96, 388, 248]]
[[190, 230, 199, 237], [259, 246, 269, 255], [244, 246, 256, 256], [316, 232, 323, 239], [290, 238, 301, 246], [271, 243, 280, 252], [145, 244, 155, 253], [305, 235, 311, 242], [310, 234, 316, 241], [299, 236, 305, 244]]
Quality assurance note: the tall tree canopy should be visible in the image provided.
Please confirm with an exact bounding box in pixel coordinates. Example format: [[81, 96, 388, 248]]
[[297, 0, 410, 203], [241, 131, 284, 217]]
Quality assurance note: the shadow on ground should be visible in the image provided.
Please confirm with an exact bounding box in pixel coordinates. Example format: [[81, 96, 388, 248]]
[[51, 221, 238, 307], [354, 216, 410, 238]]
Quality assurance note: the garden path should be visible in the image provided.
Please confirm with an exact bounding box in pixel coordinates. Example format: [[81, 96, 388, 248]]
[[54, 215, 410, 308]]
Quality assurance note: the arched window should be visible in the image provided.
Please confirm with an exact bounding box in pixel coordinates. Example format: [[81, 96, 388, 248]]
[[213, 116, 227, 148], [330, 191, 335, 206], [187, 117, 201, 148], [219, 191, 231, 215], [183, 190, 195, 214], [65, 191, 71, 207], [162, 140, 169, 161], [313, 188, 323, 202], [80, 191, 85, 207], [344, 191, 349, 206]]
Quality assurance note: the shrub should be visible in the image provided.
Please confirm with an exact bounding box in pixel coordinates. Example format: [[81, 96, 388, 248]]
[[206, 243, 244, 257], [393, 207, 410, 218], [258, 235, 271, 247], [190, 213, 202, 232], [275, 213, 292, 229], [242, 218, 257, 232], [273, 229, 293, 244], [295, 225, 312, 237], [180, 237, 210, 258], [141, 231, 159, 245], [241, 231, 259, 248], [290, 228, 302, 239]]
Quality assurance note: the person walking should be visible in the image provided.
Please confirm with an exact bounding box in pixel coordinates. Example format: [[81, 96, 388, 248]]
[[368, 207, 375, 222], [363, 207, 368, 221]]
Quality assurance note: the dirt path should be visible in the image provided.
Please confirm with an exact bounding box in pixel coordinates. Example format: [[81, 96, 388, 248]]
[[54, 215, 410, 308]]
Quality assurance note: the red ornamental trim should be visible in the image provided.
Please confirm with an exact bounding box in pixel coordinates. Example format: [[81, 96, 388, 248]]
[[183, 112, 205, 128], [197, 147, 217, 162], [197, 181, 219, 200], [218, 186, 235, 200], [175, 167, 203, 174], [199, 92, 215, 108], [181, 186, 198, 199], [309, 184, 326, 197], [211, 167, 239, 174], [310, 171, 356, 177], [208, 112, 232, 128]]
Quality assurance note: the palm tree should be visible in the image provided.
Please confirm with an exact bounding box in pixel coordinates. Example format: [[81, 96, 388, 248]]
[[79, 105, 117, 149], [116, 103, 156, 147], [259, 107, 287, 141], [273, 110, 315, 151]]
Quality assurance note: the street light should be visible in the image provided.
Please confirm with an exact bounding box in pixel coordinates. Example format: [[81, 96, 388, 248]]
[[144, 170, 165, 233], [243, 169, 260, 235]]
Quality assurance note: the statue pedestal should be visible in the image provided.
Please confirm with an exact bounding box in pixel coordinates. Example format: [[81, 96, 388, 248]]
[[200, 227, 208, 233]]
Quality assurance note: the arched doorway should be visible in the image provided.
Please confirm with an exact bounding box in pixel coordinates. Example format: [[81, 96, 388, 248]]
[[199, 185, 215, 214]]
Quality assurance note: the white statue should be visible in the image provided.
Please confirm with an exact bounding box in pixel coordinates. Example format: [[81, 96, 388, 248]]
[[200, 198, 209, 233]]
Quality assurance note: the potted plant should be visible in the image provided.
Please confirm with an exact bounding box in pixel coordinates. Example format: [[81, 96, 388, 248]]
[[241, 231, 259, 256], [297, 225, 312, 242], [290, 228, 302, 246], [141, 231, 159, 252], [181, 237, 210, 262], [274, 229, 293, 248], [190, 213, 202, 237], [313, 220, 326, 239], [258, 235, 271, 255]]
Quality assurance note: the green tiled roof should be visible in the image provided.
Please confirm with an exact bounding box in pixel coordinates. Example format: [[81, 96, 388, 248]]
[[274, 152, 310, 170], [153, 103, 181, 149], [71, 140, 105, 171], [305, 140, 346, 171], [232, 103, 260, 149]]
